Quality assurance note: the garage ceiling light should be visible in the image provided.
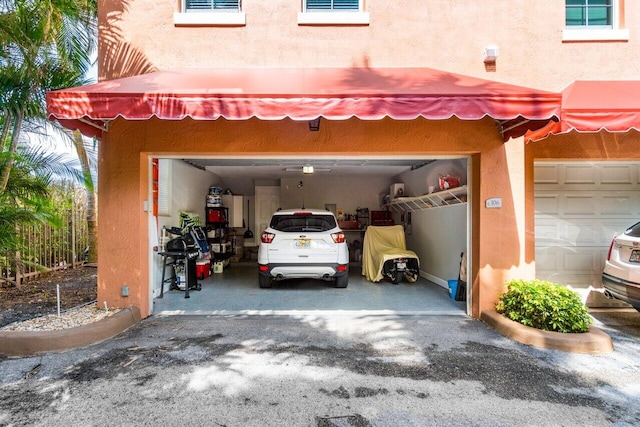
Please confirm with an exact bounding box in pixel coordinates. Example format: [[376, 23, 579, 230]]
[[284, 167, 332, 173]]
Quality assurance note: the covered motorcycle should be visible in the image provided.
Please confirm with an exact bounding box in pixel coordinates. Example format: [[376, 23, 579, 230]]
[[362, 225, 420, 284]]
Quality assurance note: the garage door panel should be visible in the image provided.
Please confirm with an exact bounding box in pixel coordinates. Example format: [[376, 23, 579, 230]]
[[601, 164, 635, 184], [535, 164, 559, 184], [535, 247, 605, 282], [535, 218, 620, 246], [535, 247, 561, 271], [536, 191, 640, 218], [564, 164, 597, 185], [601, 194, 635, 215], [535, 195, 560, 215], [535, 162, 640, 307], [535, 162, 640, 190]]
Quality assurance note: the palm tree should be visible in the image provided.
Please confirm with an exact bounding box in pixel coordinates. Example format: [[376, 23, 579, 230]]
[[0, 0, 96, 191], [0, 0, 98, 273]]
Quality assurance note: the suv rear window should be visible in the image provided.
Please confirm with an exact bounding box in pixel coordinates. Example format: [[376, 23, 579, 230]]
[[270, 214, 337, 232], [625, 221, 640, 238]]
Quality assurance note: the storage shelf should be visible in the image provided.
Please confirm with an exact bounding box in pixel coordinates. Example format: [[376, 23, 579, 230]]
[[385, 185, 467, 213]]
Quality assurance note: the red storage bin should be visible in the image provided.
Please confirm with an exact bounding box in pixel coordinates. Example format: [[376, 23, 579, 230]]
[[196, 261, 210, 280], [207, 208, 226, 223]]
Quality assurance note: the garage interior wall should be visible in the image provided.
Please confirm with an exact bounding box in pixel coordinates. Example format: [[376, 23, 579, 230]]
[[396, 159, 468, 287], [152, 157, 468, 296]]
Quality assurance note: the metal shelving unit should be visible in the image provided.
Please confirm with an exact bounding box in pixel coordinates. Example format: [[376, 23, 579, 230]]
[[385, 185, 467, 213]]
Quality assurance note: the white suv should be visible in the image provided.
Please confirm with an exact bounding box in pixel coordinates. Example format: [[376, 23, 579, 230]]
[[258, 209, 349, 288], [602, 221, 640, 312]]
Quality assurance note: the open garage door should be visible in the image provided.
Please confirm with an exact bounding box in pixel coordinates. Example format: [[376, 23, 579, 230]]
[[534, 161, 640, 307], [151, 156, 470, 315]]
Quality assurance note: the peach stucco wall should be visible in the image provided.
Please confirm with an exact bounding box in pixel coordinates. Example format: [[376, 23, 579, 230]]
[[99, 0, 640, 91], [94, 0, 640, 318], [99, 117, 531, 318]]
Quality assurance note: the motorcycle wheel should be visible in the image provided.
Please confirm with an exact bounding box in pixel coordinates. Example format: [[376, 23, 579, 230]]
[[392, 270, 403, 284]]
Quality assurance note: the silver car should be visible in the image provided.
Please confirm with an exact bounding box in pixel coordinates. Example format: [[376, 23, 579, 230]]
[[602, 221, 640, 312]]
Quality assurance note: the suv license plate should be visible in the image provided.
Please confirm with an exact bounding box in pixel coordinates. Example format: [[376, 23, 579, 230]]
[[630, 250, 640, 263], [295, 239, 311, 249], [396, 262, 406, 270]]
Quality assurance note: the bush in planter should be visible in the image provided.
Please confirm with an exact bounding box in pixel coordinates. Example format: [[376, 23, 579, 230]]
[[495, 279, 592, 333]]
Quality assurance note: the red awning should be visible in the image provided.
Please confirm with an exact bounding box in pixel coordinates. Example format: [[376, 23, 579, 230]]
[[526, 80, 640, 141], [47, 67, 561, 139]]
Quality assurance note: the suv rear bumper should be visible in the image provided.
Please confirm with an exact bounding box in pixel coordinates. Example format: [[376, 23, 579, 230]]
[[259, 263, 348, 281], [602, 272, 640, 307]]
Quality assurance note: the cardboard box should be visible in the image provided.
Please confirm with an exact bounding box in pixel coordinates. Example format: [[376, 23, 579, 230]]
[[390, 183, 405, 198]]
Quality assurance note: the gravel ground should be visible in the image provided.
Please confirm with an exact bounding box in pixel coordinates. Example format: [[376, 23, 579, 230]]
[[0, 267, 97, 329], [0, 303, 121, 332]]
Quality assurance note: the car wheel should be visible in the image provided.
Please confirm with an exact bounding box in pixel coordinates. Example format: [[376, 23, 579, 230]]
[[335, 274, 348, 288], [259, 274, 272, 288], [392, 270, 403, 285]]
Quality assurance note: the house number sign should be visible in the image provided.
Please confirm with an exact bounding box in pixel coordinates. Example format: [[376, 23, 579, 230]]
[[485, 198, 502, 208]]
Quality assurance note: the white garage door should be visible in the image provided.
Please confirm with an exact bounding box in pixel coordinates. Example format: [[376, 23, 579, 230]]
[[535, 162, 640, 307]]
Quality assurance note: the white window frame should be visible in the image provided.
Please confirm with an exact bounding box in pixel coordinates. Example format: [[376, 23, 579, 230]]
[[563, 0, 629, 41], [174, 0, 245, 26], [298, 0, 369, 26]]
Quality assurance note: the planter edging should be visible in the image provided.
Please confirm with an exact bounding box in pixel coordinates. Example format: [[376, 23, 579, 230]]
[[0, 306, 141, 358], [481, 309, 613, 354]]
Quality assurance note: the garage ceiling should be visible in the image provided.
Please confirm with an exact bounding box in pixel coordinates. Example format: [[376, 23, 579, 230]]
[[182, 158, 435, 180]]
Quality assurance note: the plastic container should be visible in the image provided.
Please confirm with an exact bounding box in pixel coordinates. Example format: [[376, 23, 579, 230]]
[[196, 261, 210, 280], [176, 273, 186, 290], [213, 262, 224, 273], [448, 279, 458, 299]]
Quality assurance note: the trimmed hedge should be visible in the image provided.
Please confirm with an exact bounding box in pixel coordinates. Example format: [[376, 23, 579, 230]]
[[496, 279, 592, 333]]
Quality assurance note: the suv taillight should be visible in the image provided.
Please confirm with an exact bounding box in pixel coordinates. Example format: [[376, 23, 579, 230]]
[[331, 232, 345, 243], [607, 238, 616, 261], [261, 232, 275, 244]]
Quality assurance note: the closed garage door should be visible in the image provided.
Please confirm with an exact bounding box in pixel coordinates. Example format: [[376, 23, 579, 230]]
[[535, 162, 640, 307]]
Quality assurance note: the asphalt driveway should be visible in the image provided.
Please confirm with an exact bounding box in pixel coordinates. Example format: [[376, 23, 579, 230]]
[[1, 310, 639, 426]]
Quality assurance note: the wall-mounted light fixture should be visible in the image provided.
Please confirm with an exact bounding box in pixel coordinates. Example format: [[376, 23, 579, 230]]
[[308, 117, 321, 131], [303, 165, 314, 174], [483, 46, 499, 63]]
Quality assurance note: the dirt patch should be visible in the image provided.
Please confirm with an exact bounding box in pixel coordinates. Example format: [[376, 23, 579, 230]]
[[0, 267, 97, 328]]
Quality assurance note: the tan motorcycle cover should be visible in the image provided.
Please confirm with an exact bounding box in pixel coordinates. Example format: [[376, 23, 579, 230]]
[[362, 225, 419, 282]]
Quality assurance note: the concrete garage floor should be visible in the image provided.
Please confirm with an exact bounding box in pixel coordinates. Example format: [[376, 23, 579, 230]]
[[153, 262, 467, 315]]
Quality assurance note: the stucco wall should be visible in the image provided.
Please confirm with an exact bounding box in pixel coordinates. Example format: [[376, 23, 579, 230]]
[[99, 116, 530, 317], [100, 0, 639, 90]]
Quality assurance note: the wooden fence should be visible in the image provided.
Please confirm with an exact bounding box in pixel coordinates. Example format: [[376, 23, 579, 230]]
[[1, 186, 89, 287]]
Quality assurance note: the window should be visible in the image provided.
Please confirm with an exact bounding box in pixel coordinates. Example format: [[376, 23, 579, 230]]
[[185, 0, 240, 12], [563, 0, 628, 41], [298, 0, 368, 25], [174, 0, 245, 26], [305, 0, 360, 12], [565, 0, 612, 28]]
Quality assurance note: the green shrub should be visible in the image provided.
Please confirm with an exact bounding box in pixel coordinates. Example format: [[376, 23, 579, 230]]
[[495, 279, 592, 333]]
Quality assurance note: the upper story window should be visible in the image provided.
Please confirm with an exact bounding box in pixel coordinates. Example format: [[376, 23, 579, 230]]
[[305, 0, 359, 12], [563, 0, 629, 41], [174, 0, 245, 26], [185, 0, 240, 12], [298, 0, 369, 25], [565, 0, 612, 28]]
